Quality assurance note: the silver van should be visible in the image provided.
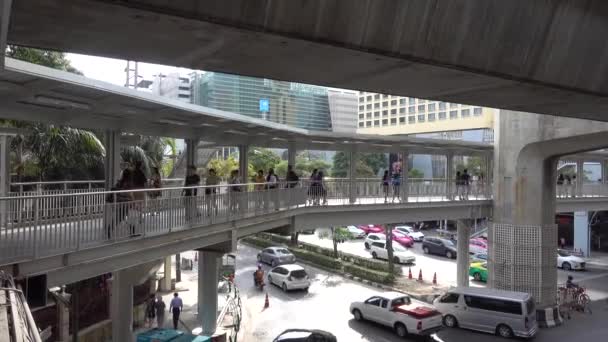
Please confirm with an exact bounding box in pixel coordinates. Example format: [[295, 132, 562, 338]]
[[433, 287, 537, 339]]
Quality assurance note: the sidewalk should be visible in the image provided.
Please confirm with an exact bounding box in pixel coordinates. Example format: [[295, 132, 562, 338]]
[[587, 250, 608, 267]]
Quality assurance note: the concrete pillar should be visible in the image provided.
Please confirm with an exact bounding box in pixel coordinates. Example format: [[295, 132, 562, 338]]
[[185, 138, 199, 168], [401, 152, 409, 202], [111, 269, 134, 342], [573, 211, 590, 257], [198, 251, 221, 336], [56, 297, 70, 342], [446, 153, 454, 200], [456, 220, 471, 287], [287, 142, 296, 168], [347, 150, 357, 204], [104, 130, 121, 190], [160, 256, 173, 291], [0, 134, 10, 228], [602, 160, 607, 184], [576, 159, 584, 197]]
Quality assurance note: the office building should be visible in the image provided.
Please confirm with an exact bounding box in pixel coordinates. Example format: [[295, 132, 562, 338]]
[[149, 73, 192, 102]]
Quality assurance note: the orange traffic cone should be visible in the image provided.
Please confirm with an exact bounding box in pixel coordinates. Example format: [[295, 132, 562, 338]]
[[418, 269, 423, 282], [408, 268, 413, 280], [264, 293, 270, 309], [432, 272, 437, 285]]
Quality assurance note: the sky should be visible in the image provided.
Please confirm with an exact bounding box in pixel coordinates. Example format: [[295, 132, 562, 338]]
[[66, 53, 195, 87]]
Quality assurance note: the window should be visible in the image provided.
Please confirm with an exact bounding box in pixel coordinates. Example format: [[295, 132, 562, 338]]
[[358, 122, 364, 127], [428, 113, 436, 122], [428, 103, 436, 111], [450, 103, 458, 108], [391, 100, 397, 106], [372, 241, 385, 248], [439, 293, 460, 303], [366, 104, 372, 110], [359, 96, 365, 102], [359, 105, 364, 110], [382, 119, 388, 125], [367, 95, 372, 101], [365, 297, 382, 306], [399, 98, 406, 105], [399, 107, 406, 114], [418, 114, 425, 122], [419, 99, 426, 103], [374, 111, 380, 118], [450, 110, 458, 119], [374, 103, 380, 109], [408, 116, 415, 124], [390, 118, 397, 125], [391, 297, 411, 306], [265, 249, 275, 255], [381, 299, 389, 308], [399, 117, 406, 124], [359, 114, 364, 119], [439, 102, 446, 110], [409, 106, 415, 114], [418, 104, 426, 112], [366, 121, 372, 127], [382, 110, 388, 116], [461, 109, 471, 117], [409, 98, 416, 105], [464, 296, 522, 315], [438, 111, 447, 120], [382, 101, 388, 107], [373, 120, 380, 126], [366, 113, 372, 119], [374, 94, 379, 100], [383, 94, 389, 99], [474, 107, 482, 116], [391, 109, 397, 115]]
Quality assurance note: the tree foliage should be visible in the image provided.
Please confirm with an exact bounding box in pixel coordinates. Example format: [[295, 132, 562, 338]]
[[248, 148, 281, 174], [207, 156, 239, 179], [408, 168, 424, 178], [455, 156, 484, 176], [319, 227, 353, 258], [331, 152, 377, 178], [6, 46, 83, 75]]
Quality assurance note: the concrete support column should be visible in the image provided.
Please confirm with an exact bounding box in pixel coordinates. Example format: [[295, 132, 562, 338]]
[[602, 160, 607, 184], [287, 142, 296, 168], [160, 256, 172, 291], [104, 130, 121, 190], [576, 159, 584, 197], [111, 269, 134, 342], [0, 134, 10, 228], [198, 250, 221, 336], [185, 138, 199, 168], [573, 211, 590, 257], [446, 153, 454, 200], [401, 152, 409, 202], [484, 154, 492, 197], [456, 220, 471, 287], [56, 298, 70, 342], [347, 150, 357, 204]]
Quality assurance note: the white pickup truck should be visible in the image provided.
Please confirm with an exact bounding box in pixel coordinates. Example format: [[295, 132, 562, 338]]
[[350, 291, 442, 338]]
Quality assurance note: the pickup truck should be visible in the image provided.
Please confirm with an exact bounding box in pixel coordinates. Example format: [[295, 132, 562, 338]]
[[350, 291, 442, 338]]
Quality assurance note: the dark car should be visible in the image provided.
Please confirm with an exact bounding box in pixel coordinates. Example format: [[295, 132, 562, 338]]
[[422, 237, 457, 259], [273, 329, 337, 342]]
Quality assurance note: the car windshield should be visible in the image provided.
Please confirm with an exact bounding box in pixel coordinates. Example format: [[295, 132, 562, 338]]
[[276, 249, 291, 255], [441, 239, 455, 247], [557, 250, 571, 257], [393, 244, 407, 252], [393, 232, 406, 238], [290, 269, 307, 278]]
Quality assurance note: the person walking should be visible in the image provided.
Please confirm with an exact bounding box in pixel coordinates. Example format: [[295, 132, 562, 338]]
[[145, 294, 156, 328], [131, 161, 148, 231], [565, 175, 572, 198], [155, 294, 166, 328], [286, 165, 299, 188], [317, 171, 328, 205], [204, 168, 220, 217], [254, 169, 266, 209], [148, 167, 162, 215], [169, 292, 183, 330], [382, 170, 390, 203], [391, 170, 401, 203], [183, 166, 200, 221], [455, 171, 463, 200], [266, 168, 279, 209], [308, 169, 319, 205], [557, 174, 565, 198], [462, 169, 471, 199], [228, 169, 241, 212]]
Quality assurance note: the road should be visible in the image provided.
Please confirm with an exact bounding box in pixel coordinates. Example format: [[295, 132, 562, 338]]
[[236, 242, 608, 342]]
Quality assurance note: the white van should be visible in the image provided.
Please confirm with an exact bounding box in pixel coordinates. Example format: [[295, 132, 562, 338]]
[[433, 287, 537, 339]]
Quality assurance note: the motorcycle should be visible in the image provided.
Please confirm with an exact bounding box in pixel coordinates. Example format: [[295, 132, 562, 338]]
[[253, 271, 265, 291]]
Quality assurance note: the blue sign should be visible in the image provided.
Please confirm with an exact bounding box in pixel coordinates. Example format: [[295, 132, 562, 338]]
[[259, 99, 269, 112]]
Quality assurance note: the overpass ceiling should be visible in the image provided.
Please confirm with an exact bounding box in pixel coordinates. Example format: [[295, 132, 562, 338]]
[[7, 0, 608, 122], [0, 58, 491, 155]]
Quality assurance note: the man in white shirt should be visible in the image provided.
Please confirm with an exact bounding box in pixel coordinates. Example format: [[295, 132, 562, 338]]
[[169, 292, 183, 330]]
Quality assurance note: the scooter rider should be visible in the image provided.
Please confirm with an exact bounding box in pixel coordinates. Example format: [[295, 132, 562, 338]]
[[254, 265, 265, 287]]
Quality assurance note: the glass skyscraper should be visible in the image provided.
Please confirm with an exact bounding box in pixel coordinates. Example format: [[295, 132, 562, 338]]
[[191, 72, 334, 131]]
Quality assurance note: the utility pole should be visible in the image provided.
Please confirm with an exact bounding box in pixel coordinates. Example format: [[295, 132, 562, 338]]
[[124, 61, 140, 89]]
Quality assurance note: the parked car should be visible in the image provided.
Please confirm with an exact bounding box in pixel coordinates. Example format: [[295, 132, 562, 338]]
[[394, 225, 425, 242], [392, 231, 414, 248], [369, 241, 416, 264], [350, 292, 443, 338], [422, 237, 457, 258], [257, 247, 296, 267], [470, 252, 488, 263], [358, 224, 384, 234], [433, 287, 537, 339], [469, 238, 488, 254], [365, 233, 386, 249], [469, 262, 488, 282], [346, 225, 366, 239], [557, 249, 586, 271], [273, 329, 337, 342], [268, 264, 310, 292]]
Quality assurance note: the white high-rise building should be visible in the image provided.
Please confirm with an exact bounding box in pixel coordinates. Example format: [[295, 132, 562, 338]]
[[150, 72, 192, 102]]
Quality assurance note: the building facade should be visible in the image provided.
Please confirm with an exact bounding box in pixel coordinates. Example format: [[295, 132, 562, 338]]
[[327, 89, 358, 134], [149, 73, 192, 102], [191, 72, 356, 132]]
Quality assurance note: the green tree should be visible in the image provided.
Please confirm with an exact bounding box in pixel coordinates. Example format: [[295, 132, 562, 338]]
[[331, 152, 376, 178], [360, 153, 387, 175], [248, 148, 281, 174], [207, 156, 239, 179], [456, 156, 483, 176], [319, 227, 353, 258], [6, 46, 83, 74], [408, 168, 424, 178]]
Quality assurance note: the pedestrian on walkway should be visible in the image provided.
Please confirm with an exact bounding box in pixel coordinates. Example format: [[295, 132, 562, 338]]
[[145, 294, 156, 328], [317, 171, 328, 205], [455, 171, 463, 200], [155, 295, 166, 328], [131, 161, 148, 229], [308, 169, 319, 205], [565, 175, 572, 198], [148, 167, 162, 215], [462, 169, 471, 199], [254, 170, 266, 191], [391, 170, 401, 203], [557, 174, 565, 198], [204, 168, 220, 217], [228, 169, 242, 212], [286, 165, 299, 188], [183, 166, 200, 221], [105, 170, 134, 239], [266, 168, 279, 209], [382, 170, 390, 203], [169, 292, 183, 330]]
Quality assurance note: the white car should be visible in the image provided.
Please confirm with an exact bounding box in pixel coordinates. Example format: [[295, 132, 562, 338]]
[[394, 225, 425, 242], [346, 225, 366, 239], [369, 241, 416, 264], [557, 249, 586, 271], [364, 233, 386, 249], [268, 264, 311, 292], [350, 292, 443, 338]]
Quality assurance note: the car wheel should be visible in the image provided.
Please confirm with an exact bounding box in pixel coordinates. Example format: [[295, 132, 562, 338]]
[[473, 272, 481, 281], [364, 242, 370, 249], [268, 275, 273, 285], [562, 262, 571, 271], [443, 314, 458, 328], [271, 259, 278, 267], [423, 246, 429, 254], [353, 309, 363, 321], [394, 322, 408, 337], [282, 282, 288, 292], [372, 252, 378, 259], [393, 256, 400, 264], [496, 324, 513, 338], [446, 251, 453, 259]]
